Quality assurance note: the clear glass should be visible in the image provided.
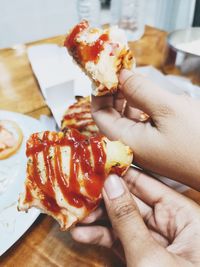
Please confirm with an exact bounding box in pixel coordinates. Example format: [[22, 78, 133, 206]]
[[77, 0, 101, 27], [111, 0, 145, 41]]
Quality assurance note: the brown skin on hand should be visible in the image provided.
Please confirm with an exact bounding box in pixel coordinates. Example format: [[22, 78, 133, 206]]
[[71, 70, 200, 266], [91, 70, 200, 191], [71, 168, 200, 267]]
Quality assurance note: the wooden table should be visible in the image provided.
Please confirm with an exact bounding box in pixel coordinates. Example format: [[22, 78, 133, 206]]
[[0, 26, 200, 267]]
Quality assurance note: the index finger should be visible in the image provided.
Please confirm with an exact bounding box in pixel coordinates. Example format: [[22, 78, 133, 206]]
[[91, 94, 136, 141], [91, 94, 113, 114], [119, 70, 176, 117]]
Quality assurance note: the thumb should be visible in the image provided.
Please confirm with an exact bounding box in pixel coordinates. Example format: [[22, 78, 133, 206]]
[[119, 69, 175, 117], [103, 174, 153, 256]]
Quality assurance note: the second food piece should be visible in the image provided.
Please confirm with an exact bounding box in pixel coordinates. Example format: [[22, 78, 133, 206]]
[[64, 20, 134, 96]]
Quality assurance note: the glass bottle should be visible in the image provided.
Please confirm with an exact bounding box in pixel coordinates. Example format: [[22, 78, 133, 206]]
[[77, 0, 101, 27], [111, 0, 145, 41]]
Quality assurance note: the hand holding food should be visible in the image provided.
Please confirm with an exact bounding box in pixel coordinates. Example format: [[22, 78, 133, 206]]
[[92, 69, 200, 190], [71, 168, 200, 267]]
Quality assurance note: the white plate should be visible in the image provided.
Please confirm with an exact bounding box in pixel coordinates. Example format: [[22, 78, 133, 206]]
[[0, 110, 46, 256]]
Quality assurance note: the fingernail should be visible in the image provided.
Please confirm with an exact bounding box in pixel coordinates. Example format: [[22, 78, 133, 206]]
[[104, 174, 124, 199], [82, 213, 94, 223], [119, 69, 133, 84], [139, 112, 149, 122]]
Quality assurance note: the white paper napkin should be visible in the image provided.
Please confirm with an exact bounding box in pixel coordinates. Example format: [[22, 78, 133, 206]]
[[28, 44, 91, 97], [39, 115, 57, 131], [28, 44, 92, 125], [136, 66, 200, 99], [45, 81, 75, 127]]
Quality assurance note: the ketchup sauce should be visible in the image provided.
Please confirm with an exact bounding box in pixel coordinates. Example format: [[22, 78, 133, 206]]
[[63, 100, 97, 134], [26, 129, 106, 213], [64, 20, 89, 49], [64, 21, 109, 64]]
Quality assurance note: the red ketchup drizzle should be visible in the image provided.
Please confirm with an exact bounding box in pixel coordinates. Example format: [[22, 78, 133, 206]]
[[42, 195, 61, 213], [24, 185, 33, 202], [42, 131, 55, 198], [64, 110, 90, 120], [64, 21, 109, 63], [26, 129, 106, 213], [85, 136, 106, 198], [63, 100, 97, 134], [64, 111, 96, 132], [81, 34, 109, 63], [28, 133, 61, 213], [111, 166, 127, 177], [64, 20, 88, 49], [64, 111, 91, 124]]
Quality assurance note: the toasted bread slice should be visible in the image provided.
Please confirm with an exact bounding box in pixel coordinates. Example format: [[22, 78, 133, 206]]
[[61, 96, 99, 136], [18, 129, 133, 230], [64, 20, 135, 96]]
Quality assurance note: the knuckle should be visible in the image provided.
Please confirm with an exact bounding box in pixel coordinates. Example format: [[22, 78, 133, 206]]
[[124, 169, 141, 194], [112, 201, 138, 222], [123, 74, 143, 98], [155, 103, 175, 118], [91, 232, 104, 246]]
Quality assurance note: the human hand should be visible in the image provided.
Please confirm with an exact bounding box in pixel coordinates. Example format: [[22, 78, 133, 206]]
[[71, 168, 200, 267], [91, 70, 200, 190]]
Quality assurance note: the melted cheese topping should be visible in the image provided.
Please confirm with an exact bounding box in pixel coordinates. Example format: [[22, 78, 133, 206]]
[[64, 21, 134, 96], [86, 43, 118, 91], [82, 26, 130, 94], [61, 96, 99, 136]]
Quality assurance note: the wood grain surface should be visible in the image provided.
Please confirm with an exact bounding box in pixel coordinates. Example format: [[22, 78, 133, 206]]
[[0, 25, 200, 267]]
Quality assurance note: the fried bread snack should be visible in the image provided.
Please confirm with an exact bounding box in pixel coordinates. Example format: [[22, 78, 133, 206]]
[[61, 96, 98, 136], [18, 129, 133, 230], [64, 20, 134, 96]]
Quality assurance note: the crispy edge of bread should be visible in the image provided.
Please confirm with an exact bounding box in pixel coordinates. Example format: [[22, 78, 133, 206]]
[[65, 36, 134, 96]]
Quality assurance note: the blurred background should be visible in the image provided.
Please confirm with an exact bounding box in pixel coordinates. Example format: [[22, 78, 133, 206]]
[[0, 0, 199, 48]]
